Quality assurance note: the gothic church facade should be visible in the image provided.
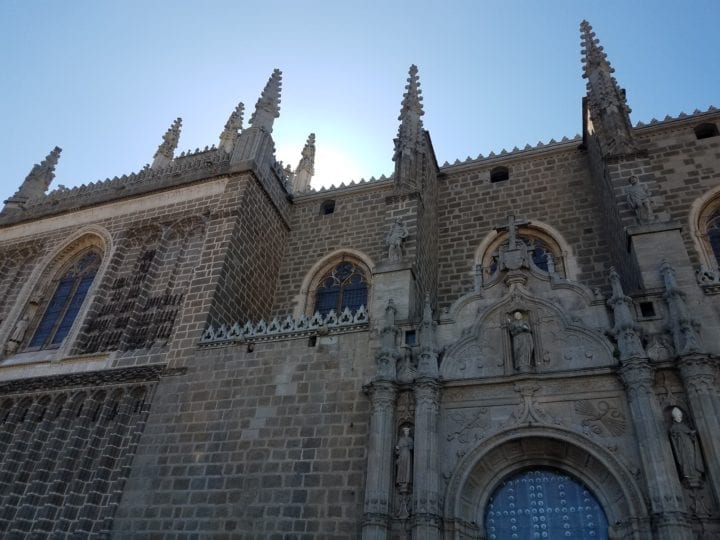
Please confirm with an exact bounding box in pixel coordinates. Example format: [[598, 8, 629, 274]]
[[0, 21, 719, 539]]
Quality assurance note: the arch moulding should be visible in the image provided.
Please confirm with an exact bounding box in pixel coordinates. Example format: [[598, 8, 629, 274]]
[[688, 185, 720, 269], [0, 225, 115, 360], [292, 248, 375, 318], [473, 219, 580, 280], [443, 426, 649, 539]]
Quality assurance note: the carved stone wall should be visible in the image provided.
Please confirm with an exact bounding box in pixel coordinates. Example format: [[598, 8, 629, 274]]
[[0, 372, 155, 537]]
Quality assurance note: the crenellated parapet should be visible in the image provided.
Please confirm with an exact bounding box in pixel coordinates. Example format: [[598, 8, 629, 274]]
[[0, 146, 231, 226]]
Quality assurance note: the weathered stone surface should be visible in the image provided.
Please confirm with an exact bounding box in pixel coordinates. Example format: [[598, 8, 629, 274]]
[[0, 24, 718, 539]]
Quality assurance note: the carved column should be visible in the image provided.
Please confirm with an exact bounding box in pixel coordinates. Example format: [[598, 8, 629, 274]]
[[609, 268, 692, 538], [362, 381, 397, 540], [661, 260, 720, 505], [619, 358, 692, 539], [678, 354, 720, 506], [412, 295, 442, 538], [362, 300, 400, 540], [412, 379, 441, 539]]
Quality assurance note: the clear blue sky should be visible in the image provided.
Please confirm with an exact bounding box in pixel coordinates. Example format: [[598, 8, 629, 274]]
[[1, 1, 718, 204]]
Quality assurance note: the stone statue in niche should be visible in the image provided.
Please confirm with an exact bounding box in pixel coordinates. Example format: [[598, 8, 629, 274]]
[[395, 425, 414, 519], [4, 315, 29, 356], [669, 407, 705, 488], [508, 311, 534, 371], [385, 218, 408, 262], [626, 175, 655, 223], [395, 425, 414, 489]]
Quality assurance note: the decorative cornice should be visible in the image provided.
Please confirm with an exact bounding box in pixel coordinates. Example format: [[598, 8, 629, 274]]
[[199, 305, 369, 346]]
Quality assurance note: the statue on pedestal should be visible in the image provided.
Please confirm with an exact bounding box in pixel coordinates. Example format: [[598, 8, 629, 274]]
[[626, 175, 655, 223], [669, 407, 705, 488], [509, 311, 534, 371], [385, 219, 408, 262]]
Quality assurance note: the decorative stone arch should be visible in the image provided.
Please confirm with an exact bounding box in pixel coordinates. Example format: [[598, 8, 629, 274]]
[[292, 248, 375, 317], [689, 186, 720, 270], [0, 225, 114, 360], [444, 427, 648, 539], [474, 220, 580, 280]]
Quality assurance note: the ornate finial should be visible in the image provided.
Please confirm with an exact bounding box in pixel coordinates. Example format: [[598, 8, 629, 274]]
[[393, 65, 426, 192], [580, 21, 634, 155], [660, 260, 704, 355], [417, 293, 439, 378], [249, 69, 282, 133], [398, 64, 424, 122], [219, 102, 244, 153], [580, 20, 613, 79], [292, 133, 316, 192], [607, 267, 647, 361], [3, 147, 62, 208], [152, 118, 182, 169]]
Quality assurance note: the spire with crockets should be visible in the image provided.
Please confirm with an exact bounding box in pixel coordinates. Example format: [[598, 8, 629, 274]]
[[219, 102, 244, 154], [151, 117, 182, 170], [292, 133, 316, 193], [393, 64, 427, 192], [580, 20, 635, 155], [249, 69, 282, 133], [3, 147, 62, 210]]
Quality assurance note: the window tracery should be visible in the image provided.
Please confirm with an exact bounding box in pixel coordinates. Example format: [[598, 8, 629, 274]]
[[313, 261, 368, 316], [28, 250, 101, 350]]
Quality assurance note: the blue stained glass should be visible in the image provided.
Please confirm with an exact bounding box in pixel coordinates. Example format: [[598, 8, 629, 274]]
[[314, 262, 367, 315], [485, 470, 608, 540], [708, 212, 720, 266], [29, 279, 74, 348], [52, 275, 95, 344], [28, 251, 99, 349]]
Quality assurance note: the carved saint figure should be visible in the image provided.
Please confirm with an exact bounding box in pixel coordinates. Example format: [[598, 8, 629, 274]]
[[509, 311, 534, 371], [626, 175, 655, 223], [669, 407, 705, 488], [4, 316, 29, 356], [385, 219, 408, 262], [395, 425, 414, 491]]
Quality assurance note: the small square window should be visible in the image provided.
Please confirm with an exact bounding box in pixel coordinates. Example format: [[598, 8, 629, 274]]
[[639, 301, 655, 318]]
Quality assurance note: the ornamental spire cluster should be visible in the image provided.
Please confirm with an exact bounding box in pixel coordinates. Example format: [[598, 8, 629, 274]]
[[152, 118, 182, 169], [397, 64, 425, 147], [393, 64, 427, 191], [249, 69, 282, 133], [580, 21, 635, 155], [219, 102, 244, 153], [6, 147, 62, 204], [292, 133, 316, 192]]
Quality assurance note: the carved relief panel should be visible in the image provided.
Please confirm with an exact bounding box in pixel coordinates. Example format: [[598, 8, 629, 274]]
[[441, 290, 613, 381]]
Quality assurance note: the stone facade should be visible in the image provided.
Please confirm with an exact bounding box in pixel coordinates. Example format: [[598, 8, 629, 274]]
[[0, 21, 719, 539]]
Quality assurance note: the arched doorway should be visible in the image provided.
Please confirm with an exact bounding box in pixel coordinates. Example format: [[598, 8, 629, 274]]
[[443, 429, 648, 539], [485, 468, 609, 539]]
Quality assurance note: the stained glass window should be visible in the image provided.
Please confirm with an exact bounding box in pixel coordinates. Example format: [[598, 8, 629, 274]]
[[708, 210, 720, 267], [29, 251, 100, 349], [485, 469, 608, 540], [314, 261, 368, 315]]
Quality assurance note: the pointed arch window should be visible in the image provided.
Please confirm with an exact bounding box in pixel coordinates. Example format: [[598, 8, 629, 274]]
[[313, 261, 368, 316], [707, 210, 720, 267], [28, 250, 100, 349]]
